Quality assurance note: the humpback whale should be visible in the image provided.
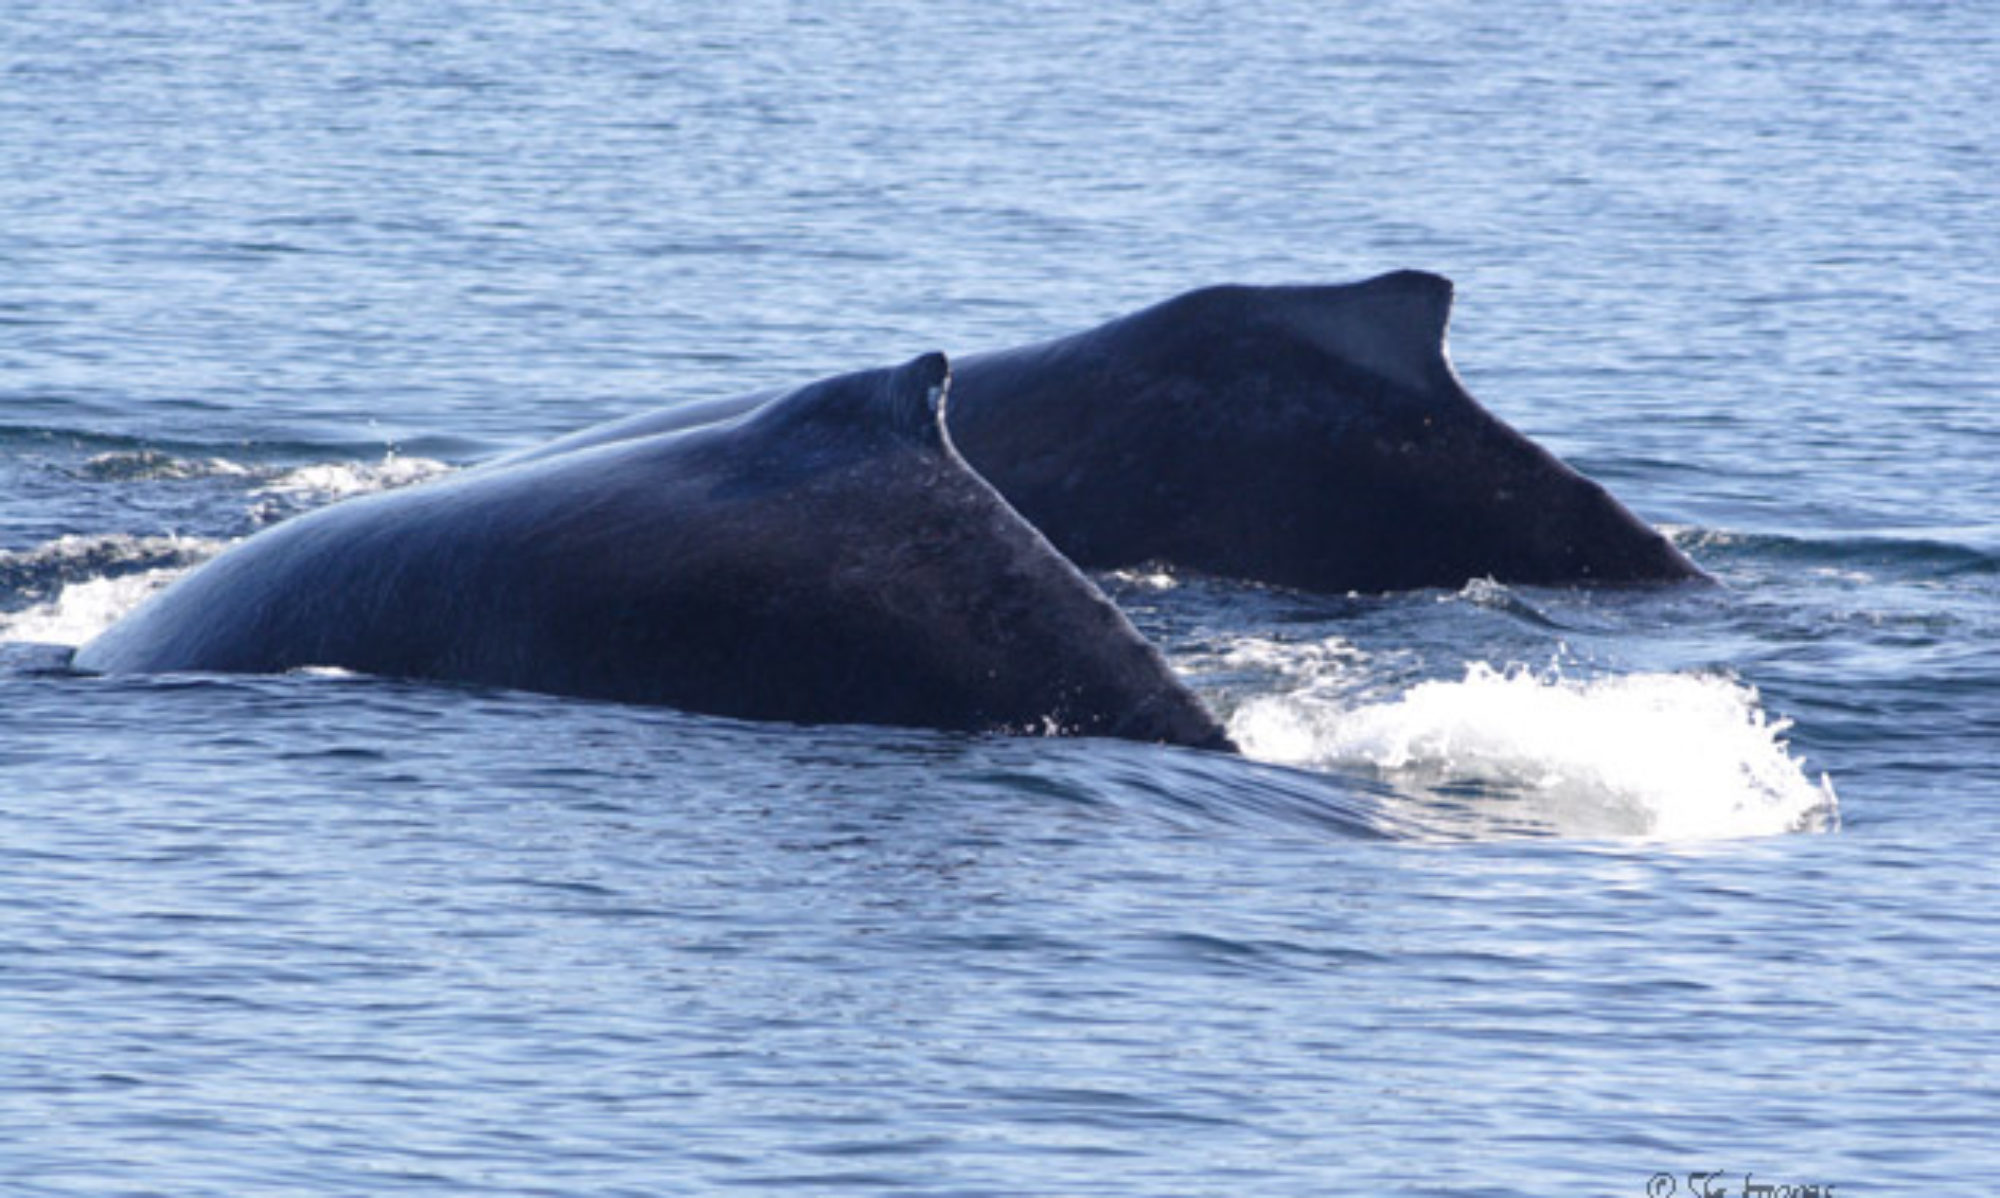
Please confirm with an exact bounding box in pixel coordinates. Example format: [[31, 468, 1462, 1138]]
[[75, 355, 1234, 750], [511, 272, 1705, 593]]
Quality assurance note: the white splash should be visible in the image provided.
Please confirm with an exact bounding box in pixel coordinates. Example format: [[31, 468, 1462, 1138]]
[[255, 455, 453, 500], [82, 450, 255, 482], [1222, 633, 1365, 671], [1105, 568, 1180, 591], [0, 532, 209, 579], [2, 457, 448, 649], [0, 534, 223, 647], [79, 447, 449, 500], [0, 566, 189, 647], [1231, 662, 1838, 840]]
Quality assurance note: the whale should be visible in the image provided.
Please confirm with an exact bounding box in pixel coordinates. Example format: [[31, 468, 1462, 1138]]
[[509, 272, 1705, 594], [75, 355, 1234, 750]]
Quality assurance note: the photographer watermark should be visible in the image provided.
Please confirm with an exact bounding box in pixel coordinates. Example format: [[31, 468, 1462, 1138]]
[[1646, 1172, 1835, 1198]]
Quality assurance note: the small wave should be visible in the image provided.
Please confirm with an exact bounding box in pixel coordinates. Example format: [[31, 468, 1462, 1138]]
[[246, 456, 454, 526], [1440, 576, 1564, 627], [77, 449, 257, 483], [60, 440, 451, 506], [1686, 528, 1998, 580], [0, 533, 219, 606], [253, 456, 453, 500], [1215, 633, 1373, 676], [1176, 633, 1410, 711], [1230, 663, 1838, 841], [1103, 568, 1180, 592]]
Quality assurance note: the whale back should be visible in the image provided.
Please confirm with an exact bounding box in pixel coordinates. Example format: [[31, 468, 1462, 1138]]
[[454, 271, 1705, 595], [77, 354, 1233, 749], [945, 271, 1704, 592]]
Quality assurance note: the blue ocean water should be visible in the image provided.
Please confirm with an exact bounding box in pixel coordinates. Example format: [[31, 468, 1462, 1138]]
[[4, 1, 1996, 1194]]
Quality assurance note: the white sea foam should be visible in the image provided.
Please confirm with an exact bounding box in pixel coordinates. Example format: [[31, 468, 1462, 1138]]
[[0, 532, 209, 582], [1105, 568, 1180, 591], [1, 456, 447, 647], [254, 455, 452, 500], [0, 566, 188, 647], [81, 450, 256, 482], [0, 532, 230, 647], [1213, 633, 1373, 677], [77, 447, 449, 500], [1231, 662, 1838, 840]]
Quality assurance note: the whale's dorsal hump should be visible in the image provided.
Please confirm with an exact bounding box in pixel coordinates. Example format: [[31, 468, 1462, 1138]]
[[752, 351, 952, 452], [1270, 270, 1456, 393]]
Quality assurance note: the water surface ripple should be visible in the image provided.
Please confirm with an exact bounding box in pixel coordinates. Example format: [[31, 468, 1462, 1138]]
[[4, 1, 1997, 1193]]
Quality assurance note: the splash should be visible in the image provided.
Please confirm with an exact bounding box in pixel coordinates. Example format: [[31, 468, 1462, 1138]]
[[0, 534, 223, 650], [254, 455, 452, 501], [0, 565, 190, 647], [1231, 663, 1838, 840], [0, 533, 214, 599], [248, 456, 454, 525], [1, 454, 455, 647], [80, 450, 254, 483], [1104, 568, 1179, 591], [76, 447, 451, 499]]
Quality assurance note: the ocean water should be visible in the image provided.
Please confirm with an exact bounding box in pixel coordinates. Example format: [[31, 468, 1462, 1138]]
[[4, 1, 1997, 1194]]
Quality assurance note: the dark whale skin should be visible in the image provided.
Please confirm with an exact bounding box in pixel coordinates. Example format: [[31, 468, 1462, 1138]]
[[76, 355, 1233, 750], [947, 271, 1706, 593], [508, 273, 1705, 594]]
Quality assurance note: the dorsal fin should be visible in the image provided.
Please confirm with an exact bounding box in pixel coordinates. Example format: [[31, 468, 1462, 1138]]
[[747, 351, 952, 451], [884, 350, 952, 446], [1274, 270, 1455, 393]]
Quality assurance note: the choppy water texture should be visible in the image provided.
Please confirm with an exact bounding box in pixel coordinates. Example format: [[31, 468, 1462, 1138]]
[[4, 2, 1997, 1194]]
